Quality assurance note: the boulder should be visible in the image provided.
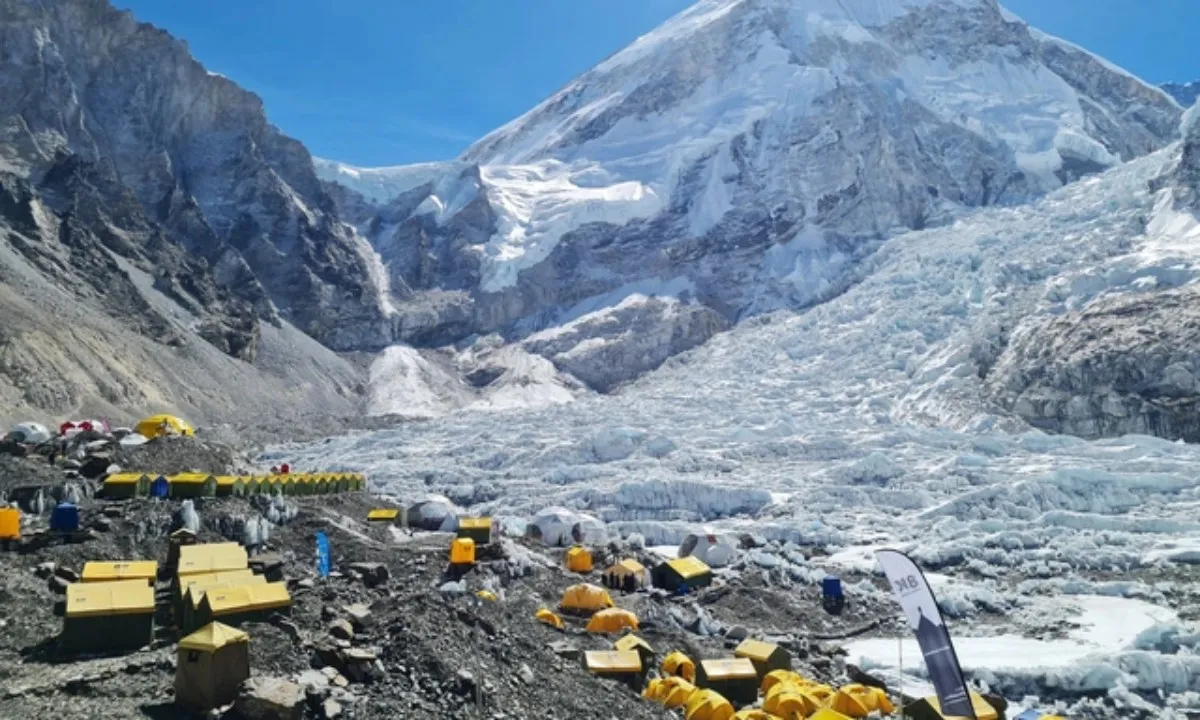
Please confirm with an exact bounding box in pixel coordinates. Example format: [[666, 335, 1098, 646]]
[[348, 562, 388, 587], [234, 677, 306, 720]]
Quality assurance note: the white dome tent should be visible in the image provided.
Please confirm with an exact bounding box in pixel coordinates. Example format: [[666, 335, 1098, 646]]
[[407, 495, 461, 531], [8, 422, 51, 445], [527, 507, 607, 547], [678, 528, 739, 568]]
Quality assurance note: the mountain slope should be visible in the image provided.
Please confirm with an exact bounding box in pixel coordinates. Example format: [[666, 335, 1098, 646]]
[[0, 0, 392, 352], [1162, 80, 1200, 108], [321, 0, 1180, 394]]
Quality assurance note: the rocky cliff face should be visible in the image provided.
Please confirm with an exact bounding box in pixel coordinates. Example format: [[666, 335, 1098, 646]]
[[985, 103, 1200, 442], [321, 0, 1181, 393], [0, 0, 391, 351]]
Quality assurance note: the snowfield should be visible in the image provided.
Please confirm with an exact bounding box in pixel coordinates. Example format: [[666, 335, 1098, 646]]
[[281, 137, 1200, 712]]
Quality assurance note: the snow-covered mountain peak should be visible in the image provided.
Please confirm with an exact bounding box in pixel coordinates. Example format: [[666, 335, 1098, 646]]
[[318, 0, 1180, 396]]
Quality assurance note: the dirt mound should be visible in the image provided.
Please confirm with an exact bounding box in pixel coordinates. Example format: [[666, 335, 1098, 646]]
[[112, 436, 244, 476]]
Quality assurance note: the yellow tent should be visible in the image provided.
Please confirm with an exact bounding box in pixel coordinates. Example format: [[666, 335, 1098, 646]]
[[535, 607, 564, 630], [586, 608, 639, 634], [684, 689, 734, 720], [0, 507, 18, 540], [808, 710, 854, 720], [643, 678, 668, 702], [841, 684, 895, 714], [613, 633, 654, 666], [912, 692, 999, 720], [565, 546, 593, 573], [177, 543, 249, 579], [696, 658, 759, 707], [662, 650, 697, 683], [828, 689, 870, 718], [62, 579, 155, 653], [449, 537, 476, 565], [476, 590, 497, 602], [175, 622, 250, 711], [582, 649, 643, 683], [367, 508, 399, 522], [559, 583, 614, 614], [601, 558, 648, 591], [732, 711, 778, 720], [660, 677, 698, 709], [81, 560, 158, 585], [761, 669, 806, 694], [135, 414, 194, 438], [764, 690, 817, 718]]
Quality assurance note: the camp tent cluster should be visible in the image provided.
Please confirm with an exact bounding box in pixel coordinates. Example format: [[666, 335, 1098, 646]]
[[104, 470, 366, 499], [585, 630, 992, 720]]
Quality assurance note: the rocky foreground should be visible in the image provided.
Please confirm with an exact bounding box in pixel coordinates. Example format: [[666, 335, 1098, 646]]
[[0, 439, 898, 720]]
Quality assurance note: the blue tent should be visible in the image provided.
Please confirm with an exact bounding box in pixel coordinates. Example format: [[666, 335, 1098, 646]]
[[822, 575, 845, 614], [822, 576, 844, 598], [150, 475, 169, 499], [50, 502, 79, 532]]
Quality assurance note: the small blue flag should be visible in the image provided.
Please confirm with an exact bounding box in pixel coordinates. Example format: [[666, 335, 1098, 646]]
[[316, 531, 331, 577]]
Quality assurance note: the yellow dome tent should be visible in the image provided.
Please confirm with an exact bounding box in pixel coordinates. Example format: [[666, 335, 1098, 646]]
[[761, 669, 806, 694], [559, 583, 614, 614], [585, 607, 639, 634], [732, 711, 778, 720], [685, 689, 735, 720], [764, 689, 817, 718], [841, 684, 895, 714], [535, 607, 564, 630], [135, 414, 194, 439], [662, 650, 697, 683], [662, 676, 700, 710], [808, 709, 854, 720], [828, 689, 870, 718]]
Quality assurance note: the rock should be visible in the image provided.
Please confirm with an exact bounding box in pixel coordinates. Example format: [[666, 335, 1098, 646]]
[[340, 648, 380, 684], [455, 669, 476, 697], [322, 699, 343, 719], [102, 506, 123, 518], [348, 562, 388, 587], [34, 562, 56, 579], [549, 642, 579, 662], [48, 576, 71, 594], [275, 618, 304, 643], [54, 566, 80, 582], [93, 517, 113, 532], [296, 578, 315, 590], [517, 663, 534, 685], [343, 603, 371, 629], [235, 677, 306, 720], [439, 581, 467, 596], [328, 620, 354, 641], [725, 625, 749, 642]]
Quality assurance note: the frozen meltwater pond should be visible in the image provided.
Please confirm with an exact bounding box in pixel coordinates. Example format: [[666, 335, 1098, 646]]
[[278, 146, 1200, 706]]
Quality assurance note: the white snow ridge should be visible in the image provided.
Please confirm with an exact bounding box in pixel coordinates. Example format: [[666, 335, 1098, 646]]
[[294, 0, 1200, 715]]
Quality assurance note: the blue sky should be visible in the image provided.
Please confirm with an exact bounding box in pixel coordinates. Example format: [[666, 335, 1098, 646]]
[[116, 0, 1200, 167]]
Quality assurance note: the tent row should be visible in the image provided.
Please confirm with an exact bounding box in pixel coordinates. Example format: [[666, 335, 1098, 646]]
[[103, 471, 367, 499]]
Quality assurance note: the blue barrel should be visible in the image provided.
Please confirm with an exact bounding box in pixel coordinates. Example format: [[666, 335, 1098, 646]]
[[50, 502, 79, 532], [150, 475, 169, 498], [822, 576, 844, 599]]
